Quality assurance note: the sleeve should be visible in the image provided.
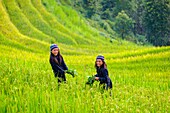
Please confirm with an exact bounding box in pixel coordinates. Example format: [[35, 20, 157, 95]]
[[50, 60, 64, 74], [94, 74, 98, 77], [62, 58, 68, 71], [98, 69, 108, 83]]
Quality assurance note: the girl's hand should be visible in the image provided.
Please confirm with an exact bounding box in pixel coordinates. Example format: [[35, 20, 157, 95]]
[[95, 77, 99, 80]]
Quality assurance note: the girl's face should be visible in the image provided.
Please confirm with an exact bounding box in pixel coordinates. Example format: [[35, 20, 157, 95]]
[[96, 59, 103, 67], [51, 48, 59, 56]]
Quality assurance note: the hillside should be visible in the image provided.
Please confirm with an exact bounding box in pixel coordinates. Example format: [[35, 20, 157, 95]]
[[0, 0, 170, 112], [0, 0, 116, 53], [0, 0, 147, 53]]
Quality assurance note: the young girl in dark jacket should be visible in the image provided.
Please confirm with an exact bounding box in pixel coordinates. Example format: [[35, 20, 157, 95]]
[[94, 55, 112, 90], [49, 44, 68, 83]]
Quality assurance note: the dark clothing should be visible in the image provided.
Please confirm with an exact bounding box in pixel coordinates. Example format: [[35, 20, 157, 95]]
[[50, 54, 68, 82], [95, 67, 112, 89]]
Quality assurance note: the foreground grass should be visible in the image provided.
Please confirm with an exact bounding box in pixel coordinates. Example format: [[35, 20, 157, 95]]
[[0, 45, 169, 113]]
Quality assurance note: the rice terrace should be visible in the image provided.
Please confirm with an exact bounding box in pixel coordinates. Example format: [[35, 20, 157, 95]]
[[0, 0, 170, 113]]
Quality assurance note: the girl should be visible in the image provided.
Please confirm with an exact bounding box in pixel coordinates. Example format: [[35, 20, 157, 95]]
[[94, 55, 112, 90], [49, 44, 68, 83]]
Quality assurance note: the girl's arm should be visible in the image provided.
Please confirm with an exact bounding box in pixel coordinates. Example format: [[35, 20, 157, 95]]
[[62, 58, 68, 71], [98, 69, 108, 82], [94, 74, 99, 80], [50, 60, 65, 74], [94, 73, 98, 77]]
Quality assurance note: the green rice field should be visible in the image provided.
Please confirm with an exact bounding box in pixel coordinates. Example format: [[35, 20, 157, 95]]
[[0, 0, 170, 112]]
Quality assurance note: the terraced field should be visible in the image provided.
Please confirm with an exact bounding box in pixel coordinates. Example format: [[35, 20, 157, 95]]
[[0, 0, 170, 112]]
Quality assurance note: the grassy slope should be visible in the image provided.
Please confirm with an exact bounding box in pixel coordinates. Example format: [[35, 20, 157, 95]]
[[0, 0, 170, 112], [3, 0, 55, 43], [0, 0, 49, 53]]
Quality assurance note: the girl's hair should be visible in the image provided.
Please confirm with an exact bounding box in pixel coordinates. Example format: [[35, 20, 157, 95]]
[[49, 49, 63, 65], [95, 60, 107, 69]]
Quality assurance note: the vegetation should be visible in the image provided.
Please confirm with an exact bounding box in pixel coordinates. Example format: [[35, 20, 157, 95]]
[[0, 0, 170, 112], [72, 0, 170, 46], [144, 0, 170, 46], [114, 10, 134, 40]]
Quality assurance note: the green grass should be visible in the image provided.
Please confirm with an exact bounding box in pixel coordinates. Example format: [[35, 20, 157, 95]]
[[16, 0, 78, 45], [30, 0, 93, 45], [0, 45, 169, 112], [42, 0, 109, 44], [0, 0, 170, 112], [2, 0, 55, 43]]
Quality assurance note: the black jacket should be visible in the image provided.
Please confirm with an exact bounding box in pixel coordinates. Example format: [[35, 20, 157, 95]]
[[95, 67, 112, 89], [50, 55, 68, 78]]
